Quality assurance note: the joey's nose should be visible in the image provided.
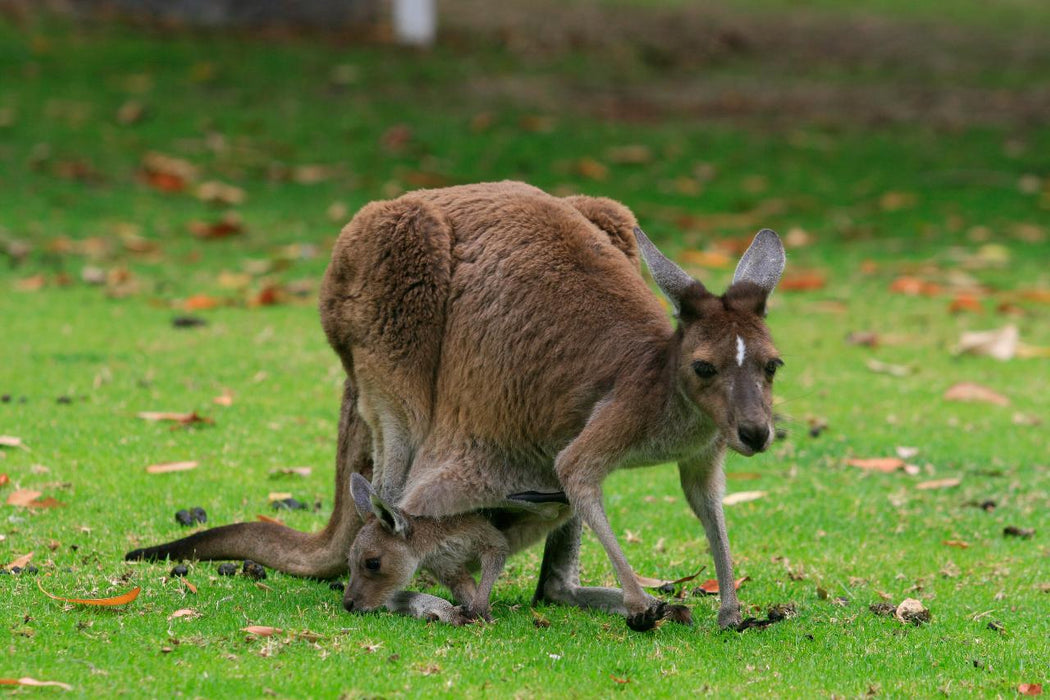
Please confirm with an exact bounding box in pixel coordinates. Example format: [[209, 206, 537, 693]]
[[738, 424, 770, 452]]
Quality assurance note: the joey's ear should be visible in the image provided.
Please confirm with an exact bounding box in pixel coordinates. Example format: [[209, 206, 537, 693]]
[[369, 493, 410, 537], [350, 473, 376, 523], [732, 229, 785, 297], [633, 227, 698, 313]]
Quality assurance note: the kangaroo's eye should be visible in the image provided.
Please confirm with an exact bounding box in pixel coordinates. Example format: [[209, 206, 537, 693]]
[[364, 557, 381, 572], [692, 360, 718, 379], [765, 358, 784, 379]]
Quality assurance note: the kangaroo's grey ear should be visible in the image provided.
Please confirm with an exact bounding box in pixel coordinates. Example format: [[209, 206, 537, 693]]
[[634, 227, 696, 313], [732, 229, 785, 296], [350, 473, 376, 524], [369, 493, 410, 537]]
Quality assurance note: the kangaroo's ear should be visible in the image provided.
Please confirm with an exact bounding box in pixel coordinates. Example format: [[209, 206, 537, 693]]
[[350, 473, 376, 524], [369, 493, 410, 537], [732, 229, 785, 297], [634, 227, 699, 313]]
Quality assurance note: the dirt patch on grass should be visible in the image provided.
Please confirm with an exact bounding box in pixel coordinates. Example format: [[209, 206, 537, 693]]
[[443, 0, 1050, 127]]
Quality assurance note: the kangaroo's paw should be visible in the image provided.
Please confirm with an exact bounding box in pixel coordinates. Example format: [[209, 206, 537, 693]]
[[718, 604, 743, 630], [449, 605, 490, 626], [626, 600, 691, 631]]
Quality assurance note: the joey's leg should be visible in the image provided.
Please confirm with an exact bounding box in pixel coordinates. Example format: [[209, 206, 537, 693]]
[[385, 591, 475, 626], [533, 516, 628, 616], [680, 455, 742, 629], [467, 541, 508, 622]]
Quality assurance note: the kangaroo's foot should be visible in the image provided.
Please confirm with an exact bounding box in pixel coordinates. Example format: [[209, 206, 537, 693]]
[[625, 600, 693, 632]]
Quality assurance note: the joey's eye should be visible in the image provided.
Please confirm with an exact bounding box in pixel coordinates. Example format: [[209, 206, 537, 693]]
[[765, 358, 784, 379], [692, 360, 718, 379], [364, 557, 381, 572]]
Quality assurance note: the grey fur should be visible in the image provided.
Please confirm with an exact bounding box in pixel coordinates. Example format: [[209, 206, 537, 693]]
[[633, 226, 696, 311], [732, 228, 786, 296]]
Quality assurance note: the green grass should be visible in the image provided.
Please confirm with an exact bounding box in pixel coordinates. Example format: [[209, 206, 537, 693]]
[[2, 11, 1049, 698]]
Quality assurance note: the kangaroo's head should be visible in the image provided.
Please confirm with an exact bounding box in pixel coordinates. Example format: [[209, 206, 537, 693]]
[[635, 227, 786, 456], [343, 473, 420, 613]]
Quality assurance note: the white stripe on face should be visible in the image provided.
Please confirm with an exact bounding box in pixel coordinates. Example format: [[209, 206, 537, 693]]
[[736, 335, 746, 367]]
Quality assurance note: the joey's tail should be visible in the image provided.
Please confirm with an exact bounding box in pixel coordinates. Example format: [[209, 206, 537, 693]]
[[125, 379, 371, 579]]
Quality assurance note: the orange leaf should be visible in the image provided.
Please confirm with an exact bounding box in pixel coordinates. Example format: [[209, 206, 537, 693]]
[[948, 294, 983, 314], [6, 489, 42, 506], [779, 272, 827, 292], [846, 458, 905, 473], [189, 215, 243, 240], [695, 577, 749, 595], [182, 579, 198, 594], [182, 294, 222, 311], [916, 478, 961, 491], [0, 678, 73, 691], [137, 411, 213, 427], [944, 382, 1010, 406], [890, 276, 941, 296], [168, 608, 198, 620], [1020, 289, 1050, 304], [680, 250, 732, 269], [7, 551, 33, 569], [26, 496, 65, 509], [256, 514, 285, 525], [243, 625, 281, 637], [37, 579, 141, 606], [611, 675, 631, 684], [0, 435, 28, 450], [0, 473, 9, 487], [145, 461, 198, 474], [943, 540, 970, 549], [141, 170, 187, 193], [1018, 684, 1043, 696]]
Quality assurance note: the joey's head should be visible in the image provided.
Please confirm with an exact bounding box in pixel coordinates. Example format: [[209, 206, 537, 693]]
[[343, 473, 420, 614], [635, 227, 786, 456]]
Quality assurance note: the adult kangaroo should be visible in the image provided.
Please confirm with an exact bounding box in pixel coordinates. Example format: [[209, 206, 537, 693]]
[[127, 181, 785, 631]]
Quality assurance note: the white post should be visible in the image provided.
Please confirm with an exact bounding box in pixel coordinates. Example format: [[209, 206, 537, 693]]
[[392, 0, 436, 47]]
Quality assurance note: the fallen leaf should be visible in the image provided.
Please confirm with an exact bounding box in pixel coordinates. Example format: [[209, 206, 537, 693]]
[[879, 191, 916, 211], [243, 625, 281, 637], [181, 294, 223, 311], [189, 213, 244, 240], [182, 579, 198, 594], [916, 478, 961, 490], [139, 152, 195, 192], [268, 492, 293, 502], [15, 274, 46, 291], [25, 496, 65, 509], [846, 331, 879, 347], [894, 597, 930, 625], [269, 467, 312, 478], [896, 446, 920, 459], [168, 608, 198, 620], [726, 471, 762, 481], [680, 250, 732, 269], [0, 678, 73, 691], [634, 566, 705, 589], [944, 382, 1010, 406], [256, 514, 285, 525], [6, 489, 42, 506], [7, 552, 33, 569], [779, 271, 826, 292], [890, 276, 941, 296], [611, 675, 631, 684], [865, 358, 913, 377], [606, 144, 652, 164], [846, 457, 905, 473], [213, 390, 234, 406], [949, 294, 983, 314], [0, 473, 8, 487], [783, 227, 813, 248], [145, 461, 198, 474], [250, 284, 284, 307], [955, 325, 1019, 361], [37, 579, 141, 606], [695, 577, 749, 595], [0, 435, 28, 450], [196, 181, 245, 206], [943, 540, 970, 549], [1018, 684, 1043, 696], [1012, 413, 1042, 426], [116, 99, 145, 125], [573, 157, 608, 181], [137, 411, 213, 427], [723, 491, 766, 505]]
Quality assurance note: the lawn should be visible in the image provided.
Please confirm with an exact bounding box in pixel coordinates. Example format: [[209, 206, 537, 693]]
[[1, 4, 1048, 697]]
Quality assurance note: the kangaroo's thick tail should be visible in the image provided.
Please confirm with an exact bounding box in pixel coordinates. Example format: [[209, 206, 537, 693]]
[[125, 379, 371, 579]]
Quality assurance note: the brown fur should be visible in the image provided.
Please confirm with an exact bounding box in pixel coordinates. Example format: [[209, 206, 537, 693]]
[[127, 181, 785, 631]]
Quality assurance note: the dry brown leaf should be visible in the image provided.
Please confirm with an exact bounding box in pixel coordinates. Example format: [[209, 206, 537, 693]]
[[168, 608, 198, 620], [723, 491, 766, 505], [7, 551, 33, 569], [189, 213, 244, 240], [243, 625, 281, 637], [6, 489, 42, 506], [181, 294, 223, 311], [268, 492, 293, 502], [182, 579, 198, 594], [256, 514, 285, 525], [270, 467, 312, 478], [865, 358, 913, 377], [779, 271, 827, 292], [916, 478, 961, 490], [955, 325, 1019, 361], [15, 274, 46, 291], [196, 181, 245, 206], [213, 390, 234, 407], [944, 382, 1010, 406], [611, 675, 631, 685], [948, 294, 983, 314], [26, 496, 65, 509], [695, 577, 749, 595], [573, 157, 608, 181], [890, 276, 942, 296], [846, 457, 905, 473], [726, 471, 762, 481], [0, 435, 28, 450], [0, 678, 74, 691], [680, 250, 732, 269], [145, 461, 198, 474], [943, 540, 970, 549], [846, 331, 880, 347], [37, 579, 141, 606], [606, 144, 652, 164], [634, 566, 705, 589], [137, 411, 213, 427], [1018, 683, 1043, 696], [0, 473, 9, 487]]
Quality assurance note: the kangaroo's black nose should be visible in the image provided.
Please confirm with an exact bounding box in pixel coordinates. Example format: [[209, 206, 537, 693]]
[[738, 424, 769, 452], [343, 597, 355, 613]]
